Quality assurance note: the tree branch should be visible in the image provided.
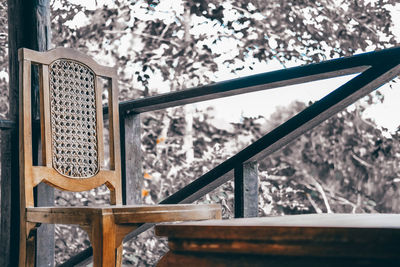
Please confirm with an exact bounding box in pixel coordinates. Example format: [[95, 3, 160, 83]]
[[306, 193, 322, 213], [351, 151, 374, 169], [333, 195, 357, 213], [308, 176, 332, 213]]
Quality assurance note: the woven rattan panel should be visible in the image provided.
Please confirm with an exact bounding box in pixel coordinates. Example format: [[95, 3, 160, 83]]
[[49, 59, 99, 178]]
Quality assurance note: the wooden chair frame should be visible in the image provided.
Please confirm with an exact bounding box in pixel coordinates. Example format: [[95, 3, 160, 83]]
[[18, 48, 221, 267]]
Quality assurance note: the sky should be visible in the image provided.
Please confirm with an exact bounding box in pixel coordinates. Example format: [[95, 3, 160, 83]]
[[64, 0, 400, 133]]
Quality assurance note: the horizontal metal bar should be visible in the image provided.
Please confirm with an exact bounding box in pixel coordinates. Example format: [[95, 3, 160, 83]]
[[118, 67, 367, 114], [116, 46, 400, 114], [0, 119, 16, 129]]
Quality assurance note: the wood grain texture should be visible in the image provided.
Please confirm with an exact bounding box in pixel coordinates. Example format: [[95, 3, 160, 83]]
[[108, 76, 122, 205], [33, 3, 55, 262], [157, 214, 400, 266], [234, 162, 258, 218], [95, 76, 105, 169], [19, 58, 34, 267], [31, 167, 118, 191], [121, 113, 143, 205], [26, 204, 221, 225], [157, 251, 400, 267], [90, 214, 117, 267], [157, 214, 400, 234], [19, 48, 116, 77], [39, 65, 51, 168]]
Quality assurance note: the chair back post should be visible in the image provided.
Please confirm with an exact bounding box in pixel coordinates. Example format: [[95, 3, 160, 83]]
[[106, 74, 123, 205], [19, 54, 34, 209]]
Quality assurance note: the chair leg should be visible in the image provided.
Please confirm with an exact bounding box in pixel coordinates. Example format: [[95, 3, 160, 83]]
[[26, 234, 36, 267], [114, 225, 140, 267], [19, 222, 37, 267], [89, 215, 119, 267], [116, 244, 123, 267]]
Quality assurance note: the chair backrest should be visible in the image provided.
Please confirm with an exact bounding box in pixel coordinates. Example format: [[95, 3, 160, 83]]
[[19, 48, 122, 207]]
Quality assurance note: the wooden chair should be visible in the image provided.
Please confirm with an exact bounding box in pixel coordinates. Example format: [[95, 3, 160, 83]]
[[18, 47, 221, 267]]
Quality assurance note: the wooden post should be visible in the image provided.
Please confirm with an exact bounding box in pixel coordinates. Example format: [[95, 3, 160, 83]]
[[120, 113, 143, 205], [234, 162, 258, 218], [30, 1, 54, 266], [1, 0, 52, 266], [31, 3, 54, 267]]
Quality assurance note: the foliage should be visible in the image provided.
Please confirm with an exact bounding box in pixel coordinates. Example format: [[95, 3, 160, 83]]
[[49, 0, 399, 95], [258, 102, 400, 216]]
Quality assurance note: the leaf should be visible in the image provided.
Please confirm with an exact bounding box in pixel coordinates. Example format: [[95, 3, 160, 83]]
[[156, 137, 165, 144], [144, 172, 152, 179], [142, 189, 149, 197]]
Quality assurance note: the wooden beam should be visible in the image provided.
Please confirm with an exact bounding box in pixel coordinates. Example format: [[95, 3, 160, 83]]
[[234, 162, 258, 218], [120, 113, 143, 205]]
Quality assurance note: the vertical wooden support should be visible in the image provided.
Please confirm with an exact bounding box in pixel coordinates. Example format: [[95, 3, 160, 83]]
[[234, 161, 259, 218], [31, 1, 54, 266], [120, 113, 143, 205], [1, 0, 53, 266]]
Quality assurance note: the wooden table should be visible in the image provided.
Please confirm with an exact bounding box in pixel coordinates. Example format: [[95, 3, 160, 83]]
[[156, 213, 400, 266]]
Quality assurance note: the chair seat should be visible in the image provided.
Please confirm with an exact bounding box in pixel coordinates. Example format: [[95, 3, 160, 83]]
[[156, 213, 400, 266], [27, 203, 221, 225]]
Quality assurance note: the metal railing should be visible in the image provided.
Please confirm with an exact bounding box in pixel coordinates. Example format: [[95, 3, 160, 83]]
[[1, 46, 399, 266]]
